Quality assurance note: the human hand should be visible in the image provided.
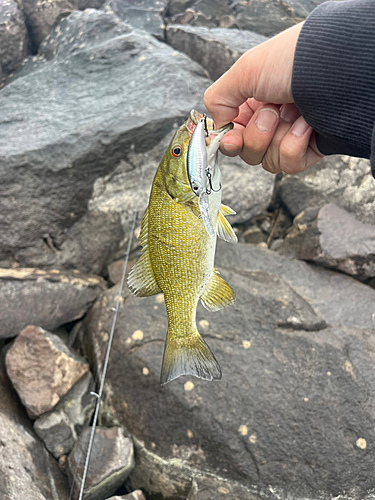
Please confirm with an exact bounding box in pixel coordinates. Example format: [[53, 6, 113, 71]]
[[204, 23, 324, 174]]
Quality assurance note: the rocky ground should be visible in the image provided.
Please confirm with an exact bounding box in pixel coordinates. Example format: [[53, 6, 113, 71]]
[[0, 0, 374, 499]]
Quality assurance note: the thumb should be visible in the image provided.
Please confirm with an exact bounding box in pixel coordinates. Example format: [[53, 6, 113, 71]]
[[204, 54, 254, 128]]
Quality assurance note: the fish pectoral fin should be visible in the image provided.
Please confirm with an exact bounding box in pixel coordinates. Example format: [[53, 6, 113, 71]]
[[220, 203, 236, 216], [217, 210, 238, 243], [127, 249, 161, 297], [200, 272, 236, 312], [160, 330, 221, 385]]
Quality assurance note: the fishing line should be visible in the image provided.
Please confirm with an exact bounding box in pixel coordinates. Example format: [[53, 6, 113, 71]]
[[71, 159, 145, 500]]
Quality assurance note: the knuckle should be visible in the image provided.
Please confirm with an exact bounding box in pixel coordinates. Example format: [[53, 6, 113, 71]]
[[203, 85, 215, 109]]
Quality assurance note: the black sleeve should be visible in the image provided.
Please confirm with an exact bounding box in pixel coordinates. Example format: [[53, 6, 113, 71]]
[[291, 0, 375, 177]]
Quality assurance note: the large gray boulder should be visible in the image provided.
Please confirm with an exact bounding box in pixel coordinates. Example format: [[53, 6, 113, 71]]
[[16, 0, 105, 49], [0, 0, 29, 78], [216, 240, 375, 329], [277, 155, 375, 225], [0, 365, 70, 499], [82, 242, 375, 500], [166, 24, 266, 80], [220, 156, 274, 223], [101, 0, 168, 39], [281, 204, 375, 280], [0, 9, 211, 273], [233, 0, 303, 36], [187, 477, 263, 500], [0, 267, 105, 339]]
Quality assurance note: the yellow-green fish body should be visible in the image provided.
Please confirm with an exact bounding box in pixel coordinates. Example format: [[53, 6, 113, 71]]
[[128, 110, 237, 384]]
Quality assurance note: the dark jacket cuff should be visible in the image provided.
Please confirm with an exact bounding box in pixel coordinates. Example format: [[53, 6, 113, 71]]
[[291, 0, 375, 177]]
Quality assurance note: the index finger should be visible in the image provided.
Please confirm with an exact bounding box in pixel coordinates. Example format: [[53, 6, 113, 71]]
[[204, 54, 255, 128]]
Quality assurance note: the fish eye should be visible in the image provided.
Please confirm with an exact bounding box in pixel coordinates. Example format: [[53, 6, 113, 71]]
[[171, 145, 182, 157]]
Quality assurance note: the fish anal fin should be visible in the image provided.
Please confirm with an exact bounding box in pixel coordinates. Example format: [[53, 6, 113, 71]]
[[200, 272, 235, 312], [217, 210, 238, 243], [127, 249, 161, 297], [220, 203, 236, 216], [160, 330, 221, 385]]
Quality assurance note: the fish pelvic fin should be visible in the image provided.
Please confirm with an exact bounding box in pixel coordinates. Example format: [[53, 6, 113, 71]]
[[220, 203, 236, 216], [160, 329, 222, 385], [200, 271, 236, 312], [217, 208, 237, 244], [127, 207, 161, 297]]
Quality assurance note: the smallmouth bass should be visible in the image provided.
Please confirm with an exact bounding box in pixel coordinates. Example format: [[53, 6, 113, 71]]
[[128, 110, 237, 384]]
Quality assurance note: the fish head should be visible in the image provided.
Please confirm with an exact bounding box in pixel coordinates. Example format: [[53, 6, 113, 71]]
[[158, 110, 232, 217]]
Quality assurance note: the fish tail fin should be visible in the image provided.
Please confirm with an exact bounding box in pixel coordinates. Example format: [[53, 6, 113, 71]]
[[160, 328, 222, 385]]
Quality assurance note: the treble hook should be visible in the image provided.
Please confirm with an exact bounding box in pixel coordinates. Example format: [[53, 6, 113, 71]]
[[205, 170, 221, 195]]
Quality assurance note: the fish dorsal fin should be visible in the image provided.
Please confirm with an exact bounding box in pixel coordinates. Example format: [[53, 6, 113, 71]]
[[127, 207, 161, 297], [220, 203, 236, 216], [139, 206, 149, 249], [217, 208, 238, 243], [200, 271, 236, 311]]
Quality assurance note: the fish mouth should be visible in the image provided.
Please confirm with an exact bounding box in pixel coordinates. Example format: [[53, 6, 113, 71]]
[[186, 109, 233, 175], [187, 109, 233, 143]]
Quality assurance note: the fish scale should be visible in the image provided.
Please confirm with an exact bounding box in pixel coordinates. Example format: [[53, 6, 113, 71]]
[[128, 110, 237, 384]]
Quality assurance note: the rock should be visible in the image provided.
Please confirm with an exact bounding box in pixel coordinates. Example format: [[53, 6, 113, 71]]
[[187, 476, 262, 500], [220, 157, 275, 223], [17, 0, 106, 49], [0, 9, 211, 273], [67, 426, 135, 500], [0, 365, 70, 499], [242, 224, 267, 245], [35, 411, 77, 459], [278, 155, 375, 225], [166, 24, 266, 80], [0, 267, 105, 339], [233, 0, 303, 36], [282, 204, 375, 280], [285, 0, 333, 19], [108, 491, 146, 500], [216, 240, 375, 330], [82, 242, 375, 500], [108, 258, 137, 286], [0, 0, 29, 78], [166, 0, 195, 17], [108, 259, 126, 285], [34, 372, 95, 458], [6, 325, 89, 418], [102, 0, 167, 39], [167, 0, 237, 29]]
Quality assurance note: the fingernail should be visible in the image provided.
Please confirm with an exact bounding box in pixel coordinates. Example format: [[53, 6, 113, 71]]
[[255, 108, 279, 132], [291, 118, 310, 136], [280, 104, 296, 123]]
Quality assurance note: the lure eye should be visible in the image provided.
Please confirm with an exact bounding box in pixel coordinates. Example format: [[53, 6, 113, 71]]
[[193, 186, 199, 191], [171, 145, 182, 157]]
